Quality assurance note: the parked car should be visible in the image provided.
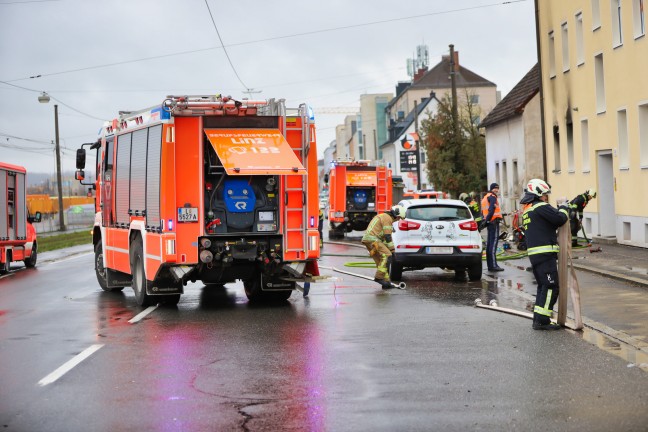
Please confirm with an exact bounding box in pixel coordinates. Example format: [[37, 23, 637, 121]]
[[390, 198, 482, 281]]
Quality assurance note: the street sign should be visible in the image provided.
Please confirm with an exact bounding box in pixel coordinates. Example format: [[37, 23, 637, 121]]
[[400, 150, 418, 172]]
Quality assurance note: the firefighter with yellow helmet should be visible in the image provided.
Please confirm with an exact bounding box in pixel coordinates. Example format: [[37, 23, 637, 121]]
[[362, 205, 406, 289]]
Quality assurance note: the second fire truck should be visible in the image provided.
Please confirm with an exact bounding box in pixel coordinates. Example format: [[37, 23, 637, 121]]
[[325, 160, 392, 239]]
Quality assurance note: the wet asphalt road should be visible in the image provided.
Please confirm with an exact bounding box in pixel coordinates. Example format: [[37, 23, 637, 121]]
[[1, 242, 648, 431]]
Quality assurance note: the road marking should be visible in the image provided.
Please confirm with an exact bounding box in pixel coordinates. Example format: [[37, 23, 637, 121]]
[[38, 344, 104, 386], [128, 305, 158, 324]]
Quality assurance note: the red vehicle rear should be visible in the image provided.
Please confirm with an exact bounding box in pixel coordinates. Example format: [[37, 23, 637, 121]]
[[0, 162, 42, 274]]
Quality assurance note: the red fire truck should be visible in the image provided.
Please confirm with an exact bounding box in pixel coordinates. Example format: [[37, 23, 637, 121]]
[[324, 160, 392, 239], [1, 162, 41, 274], [75, 95, 320, 306]]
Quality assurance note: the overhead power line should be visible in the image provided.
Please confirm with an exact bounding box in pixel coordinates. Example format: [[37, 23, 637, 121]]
[[3, 0, 529, 83], [203, 0, 250, 91]]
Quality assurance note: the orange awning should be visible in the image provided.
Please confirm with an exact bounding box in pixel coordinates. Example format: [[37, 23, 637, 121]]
[[204, 128, 306, 176]]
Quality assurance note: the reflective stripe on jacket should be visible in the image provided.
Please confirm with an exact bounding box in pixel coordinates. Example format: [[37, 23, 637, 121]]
[[521, 201, 569, 257], [362, 213, 396, 246]]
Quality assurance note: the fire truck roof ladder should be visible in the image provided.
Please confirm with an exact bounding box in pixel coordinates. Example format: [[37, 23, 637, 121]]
[[376, 166, 388, 212], [281, 102, 310, 257]]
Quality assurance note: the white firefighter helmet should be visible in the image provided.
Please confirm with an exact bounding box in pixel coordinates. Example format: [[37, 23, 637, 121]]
[[391, 205, 406, 219], [586, 188, 597, 199], [526, 179, 551, 197], [458, 192, 469, 201]]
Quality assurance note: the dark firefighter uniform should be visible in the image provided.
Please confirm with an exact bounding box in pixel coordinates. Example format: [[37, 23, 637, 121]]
[[362, 212, 397, 288], [318, 208, 324, 248], [521, 194, 569, 329], [568, 193, 592, 246]]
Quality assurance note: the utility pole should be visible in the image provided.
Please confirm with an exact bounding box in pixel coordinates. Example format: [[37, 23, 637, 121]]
[[54, 104, 65, 231], [373, 129, 378, 161], [449, 44, 460, 137], [414, 100, 422, 190]]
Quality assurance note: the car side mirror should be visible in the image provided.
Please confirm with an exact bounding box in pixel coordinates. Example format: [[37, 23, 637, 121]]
[[28, 211, 42, 224], [75, 170, 85, 181], [323, 174, 329, 184]]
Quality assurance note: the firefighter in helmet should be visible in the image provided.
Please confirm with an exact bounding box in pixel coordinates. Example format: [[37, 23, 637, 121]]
[[362, 205, 406, 289], [520, 179, 569, 330], [568, 188, 597, 247]]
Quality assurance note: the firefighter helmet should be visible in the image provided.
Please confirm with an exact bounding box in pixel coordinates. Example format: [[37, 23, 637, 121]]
[[526, 179, 551, 197], [391, 205, 406, 219], [458, 192, 469, 202], [586, 188, 597, 199]]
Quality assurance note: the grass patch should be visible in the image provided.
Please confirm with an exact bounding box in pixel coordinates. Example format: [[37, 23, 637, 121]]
[[38, 230, 93, 253]]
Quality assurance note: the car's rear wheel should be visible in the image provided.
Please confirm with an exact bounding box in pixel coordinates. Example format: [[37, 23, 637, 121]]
[[468, 262, 482, 281], [389, 258, 403, 281]]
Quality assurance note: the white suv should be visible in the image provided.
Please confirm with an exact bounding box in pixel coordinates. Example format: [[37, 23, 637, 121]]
[[390, 199, 482, 281]]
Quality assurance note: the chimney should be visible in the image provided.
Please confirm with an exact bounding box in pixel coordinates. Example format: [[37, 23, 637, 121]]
[[413, 67, 428, 83]]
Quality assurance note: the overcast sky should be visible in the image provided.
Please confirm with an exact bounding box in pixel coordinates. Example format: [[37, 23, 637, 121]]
[[0, 0, 537, 175]]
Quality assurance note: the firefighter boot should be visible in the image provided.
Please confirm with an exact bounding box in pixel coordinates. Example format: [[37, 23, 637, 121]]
[[374, 278, 393, 290], [532, 316, 561, 330]]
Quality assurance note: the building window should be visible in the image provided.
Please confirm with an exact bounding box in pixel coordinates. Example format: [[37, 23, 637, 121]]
[[592, 0, 602, 29], [502, 160, 508, 197], [548, 31, 556, 77], [633, 0, 646, 38], [470, 94, 479, 104], [553, 125, 561, 173], [639, 103, 648, 167], [595, 54, 606, 113], [618, 109, 629, 169], [562, 22, 570, 72], [612, 0, 623, 47], [576, 12, 585, 65], [581, 119, 591, 172], [512, 160, 519, 197], [495, 162, 500, 186], [567, 122, 575, 172]]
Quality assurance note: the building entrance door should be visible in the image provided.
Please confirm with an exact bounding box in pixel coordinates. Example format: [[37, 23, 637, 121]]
[[596, 151, 616, 237]]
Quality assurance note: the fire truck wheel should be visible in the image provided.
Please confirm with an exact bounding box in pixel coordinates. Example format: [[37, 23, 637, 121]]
[[95, 242, 123, 292], [130, 240, 154, 307], [0, 252, 10, 274], [158, 294, 181, 306], [243, 275, 292, 303], [24, 243, 37, 268]]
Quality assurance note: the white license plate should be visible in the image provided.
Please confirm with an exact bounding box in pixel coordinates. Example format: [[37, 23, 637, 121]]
[[177, 207, 198, 223], [425, 246, 453, 254]]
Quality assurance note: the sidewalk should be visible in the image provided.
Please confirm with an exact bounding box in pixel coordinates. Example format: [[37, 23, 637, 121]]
[[570, 241, 648, 288]]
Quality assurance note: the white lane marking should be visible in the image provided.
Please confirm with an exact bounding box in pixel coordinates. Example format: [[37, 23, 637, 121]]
[[128, 305, 158, 324], [38, 344, 104, 386], [41, 252, 93, 268]]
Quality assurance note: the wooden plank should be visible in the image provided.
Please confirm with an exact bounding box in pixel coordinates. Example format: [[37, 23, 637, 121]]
[[568, 256, 584, 329], [557, 222, 570, 325]]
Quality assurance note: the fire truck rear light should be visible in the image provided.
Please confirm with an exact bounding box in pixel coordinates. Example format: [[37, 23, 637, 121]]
[[166, 239, 175, 255], [310, 216, 315, 227]]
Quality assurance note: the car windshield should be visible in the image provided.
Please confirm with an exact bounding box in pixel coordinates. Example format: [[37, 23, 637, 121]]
[[407, 205, 471, 221]]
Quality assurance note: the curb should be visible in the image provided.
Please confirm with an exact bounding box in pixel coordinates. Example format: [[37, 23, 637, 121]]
[[571, 263, 648, 289]]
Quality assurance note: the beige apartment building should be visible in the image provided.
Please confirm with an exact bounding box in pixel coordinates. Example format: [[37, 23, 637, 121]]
[[537, 0, 648, 247]]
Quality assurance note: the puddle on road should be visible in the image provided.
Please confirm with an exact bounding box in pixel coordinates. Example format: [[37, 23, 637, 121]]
[[570, 327, 648, 372], [485, 274, 648, 373]]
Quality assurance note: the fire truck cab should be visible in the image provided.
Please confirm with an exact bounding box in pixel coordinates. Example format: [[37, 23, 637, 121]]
[[75, 95, 320, 306], [1, 162, 41, 274], [324, 160, 392, 239]]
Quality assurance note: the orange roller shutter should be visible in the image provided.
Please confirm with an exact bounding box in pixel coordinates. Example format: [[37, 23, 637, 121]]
[[204, 128, 306, 176]]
